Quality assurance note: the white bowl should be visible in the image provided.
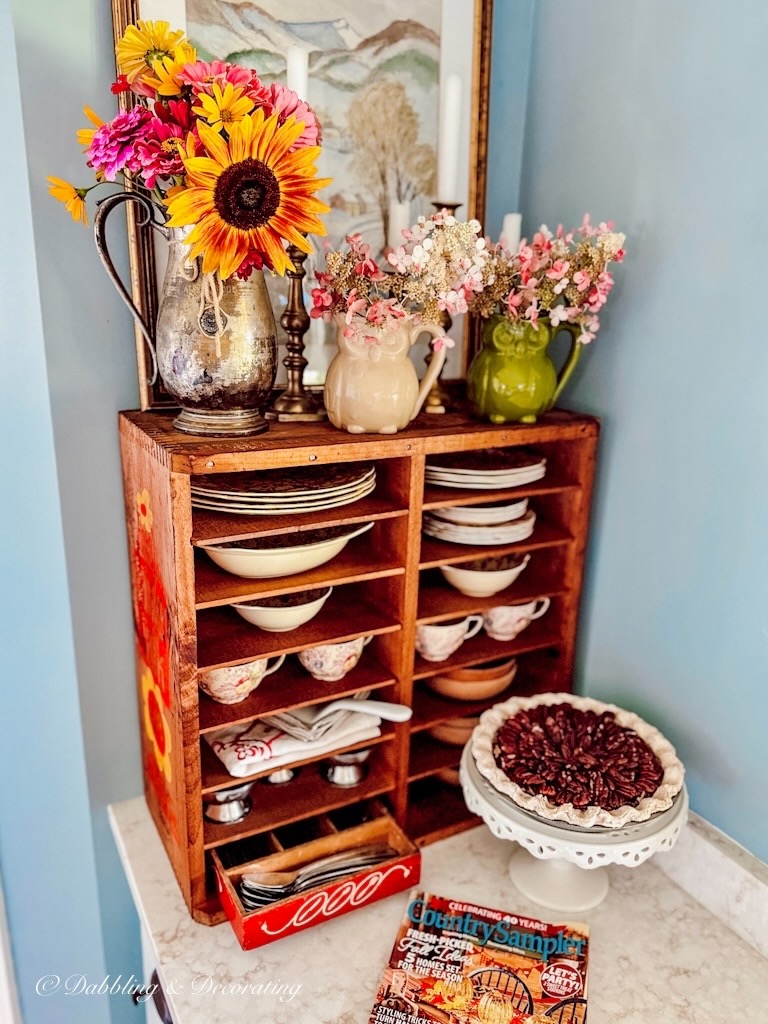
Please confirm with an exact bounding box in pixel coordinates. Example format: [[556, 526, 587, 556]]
[[200, 521, 373, 579], [231, 587, 332, 632], [440, 553, 530, 598]]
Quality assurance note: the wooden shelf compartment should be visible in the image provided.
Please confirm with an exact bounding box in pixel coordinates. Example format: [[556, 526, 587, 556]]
[[190, 454, 413, 543], [198, 652, 397, 735], [405, 776, 480, 846], [416, 560, 568, 624], [203, 745, 396, 848], [191, 494, 408, 547], [410, 652, 566, 733], [194, 533, 405, 608], [413, 619, 562, 681], [418, 520, 571, 569], [200, 725, 395, 794], [197, 587, 401, 670], [407, 733, 463, 782], [422, 470, 578, 511]]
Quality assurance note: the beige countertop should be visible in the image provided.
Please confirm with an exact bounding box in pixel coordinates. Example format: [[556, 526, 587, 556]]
[[109, 797, 768, 1023]]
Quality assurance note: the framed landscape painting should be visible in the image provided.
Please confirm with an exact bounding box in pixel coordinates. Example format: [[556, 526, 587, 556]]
[[112, 0, 493, 406]]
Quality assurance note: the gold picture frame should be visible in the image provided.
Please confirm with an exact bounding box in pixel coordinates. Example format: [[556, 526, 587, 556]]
[[110, 0, 494, 409]]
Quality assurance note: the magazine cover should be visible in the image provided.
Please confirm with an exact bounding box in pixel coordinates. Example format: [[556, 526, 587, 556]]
[[368, 889, 589, 1024]]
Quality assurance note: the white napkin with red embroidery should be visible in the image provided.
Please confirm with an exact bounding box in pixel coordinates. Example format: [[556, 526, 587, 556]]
[[205, 713, 382, 778]]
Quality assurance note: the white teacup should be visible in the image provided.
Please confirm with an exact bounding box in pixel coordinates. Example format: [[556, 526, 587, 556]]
[[483, 597, 551, 641], [199, 654, 286, 705], [298, 636, 373, 681], [415, 615, 483, 663]]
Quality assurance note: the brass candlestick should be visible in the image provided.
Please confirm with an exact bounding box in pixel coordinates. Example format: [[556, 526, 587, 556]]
[[267, 244, 326, 422], [424, 201, 461, 414]]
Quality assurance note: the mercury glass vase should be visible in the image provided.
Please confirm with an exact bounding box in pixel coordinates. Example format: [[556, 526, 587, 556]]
[[154, 231, 277, 436]]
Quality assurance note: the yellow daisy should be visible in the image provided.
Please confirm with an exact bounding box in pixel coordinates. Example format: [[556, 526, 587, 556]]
[[116, 19, 186, 86], [166, 110, 332, 279], [192, 82, 255, 135], [77, 105, 103, 149], [144, 41, 197, 97], [47, 177, 89, 225]]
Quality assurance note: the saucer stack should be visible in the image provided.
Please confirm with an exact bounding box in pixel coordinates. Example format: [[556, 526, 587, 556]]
[[191, 463, 376, 515], [422, 509, 536, 545], [425, 449, 546, 490]]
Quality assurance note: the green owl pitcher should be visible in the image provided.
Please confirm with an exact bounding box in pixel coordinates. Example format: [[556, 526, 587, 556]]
[[467, 314, 583, 424]]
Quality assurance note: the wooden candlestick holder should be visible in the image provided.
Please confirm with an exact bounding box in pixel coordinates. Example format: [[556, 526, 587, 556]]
[[424, 201, 461, 415], [267, 244, 326, 422]]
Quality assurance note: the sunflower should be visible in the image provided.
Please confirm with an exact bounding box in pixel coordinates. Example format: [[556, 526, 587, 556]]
[[116, 19, 186, 86], [166, 110, 331, 278], [47, 177, 89, 225], [192, 82, 254, 135]]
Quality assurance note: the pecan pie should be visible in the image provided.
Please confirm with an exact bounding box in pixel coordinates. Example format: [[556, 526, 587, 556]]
[[471, 693, 684, 827]]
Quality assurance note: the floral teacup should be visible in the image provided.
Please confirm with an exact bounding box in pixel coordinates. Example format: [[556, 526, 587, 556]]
[[298, 636, 373, 681], [199, 654, 286, 705], [415, 615, 484, 663], [483, 597, 550, 641]]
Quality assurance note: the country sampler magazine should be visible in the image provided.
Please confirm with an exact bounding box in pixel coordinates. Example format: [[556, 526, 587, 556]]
[[368, 890, 589, 1024]]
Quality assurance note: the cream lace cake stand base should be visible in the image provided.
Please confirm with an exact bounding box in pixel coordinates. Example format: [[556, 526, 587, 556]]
[[460, 744, 689, 913]]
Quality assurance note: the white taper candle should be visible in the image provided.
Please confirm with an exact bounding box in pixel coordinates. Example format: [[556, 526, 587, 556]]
[[286, 46, 308, 100], [500, 212, 522, 253], [436, 73, 462, 202]]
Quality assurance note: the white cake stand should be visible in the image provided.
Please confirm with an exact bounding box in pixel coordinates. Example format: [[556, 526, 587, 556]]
[[460, 744, 688, 912]]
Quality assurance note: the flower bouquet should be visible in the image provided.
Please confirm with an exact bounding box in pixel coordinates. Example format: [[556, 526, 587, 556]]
[[311, 211, 490, 433], [466, 215, 626, 423], [49, 19, 330, 278], [311, 211, 489, 338], [48, 20, 332, 435]]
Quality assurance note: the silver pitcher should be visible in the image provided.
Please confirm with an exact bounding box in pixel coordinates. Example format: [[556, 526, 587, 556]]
[[94, 192, 277, 436]]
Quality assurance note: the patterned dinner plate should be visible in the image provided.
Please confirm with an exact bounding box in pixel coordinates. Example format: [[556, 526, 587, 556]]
[[191, 478, 376, 515], [191, 463, 375, 498]]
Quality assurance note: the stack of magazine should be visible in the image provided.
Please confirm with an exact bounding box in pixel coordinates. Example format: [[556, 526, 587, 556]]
[[368, 890, 589, 1023]]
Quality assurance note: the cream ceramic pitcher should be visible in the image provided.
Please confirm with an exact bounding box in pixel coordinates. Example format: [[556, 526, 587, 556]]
[[324, 315, 449, 433]]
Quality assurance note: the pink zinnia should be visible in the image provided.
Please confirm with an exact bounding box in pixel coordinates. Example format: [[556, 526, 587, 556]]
[[87, 106, 153, 181], [136, 119, 195, 189], [179, 60, 251, 95], [268, 83, 321, 148]]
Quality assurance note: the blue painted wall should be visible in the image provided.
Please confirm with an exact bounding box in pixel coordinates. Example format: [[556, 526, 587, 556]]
[[0, 0, 111, 1020], [5, 0, 143, 1020], [516, 0, 768, 859]]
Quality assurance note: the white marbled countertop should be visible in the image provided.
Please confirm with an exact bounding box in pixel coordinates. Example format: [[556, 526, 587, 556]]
[[109, 797, 768, 1024]]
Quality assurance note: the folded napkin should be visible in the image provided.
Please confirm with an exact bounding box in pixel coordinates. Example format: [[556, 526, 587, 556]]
[[206, 712, 382, 779]]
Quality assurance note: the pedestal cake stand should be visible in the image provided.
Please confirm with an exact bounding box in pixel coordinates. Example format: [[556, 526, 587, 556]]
[[460, 744, 688, 913]]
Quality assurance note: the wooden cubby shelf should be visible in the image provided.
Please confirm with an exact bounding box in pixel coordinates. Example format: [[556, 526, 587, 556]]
[[120, 404, 598, 924], [191, 493, 407, 546], [418, 521, 572, 569], [197, 599, 400, 670], [203, 751, 396, 849], [194, 543, 405, 608], [198, 654, 396, 734], [199, 727, 396, 794]]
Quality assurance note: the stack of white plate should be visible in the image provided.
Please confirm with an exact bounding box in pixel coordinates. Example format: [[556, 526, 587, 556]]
[[429, 496, 528, 526], [425, 449, 546, 490], [191, 463, 376, 515], [423, 509, 536, 545]]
